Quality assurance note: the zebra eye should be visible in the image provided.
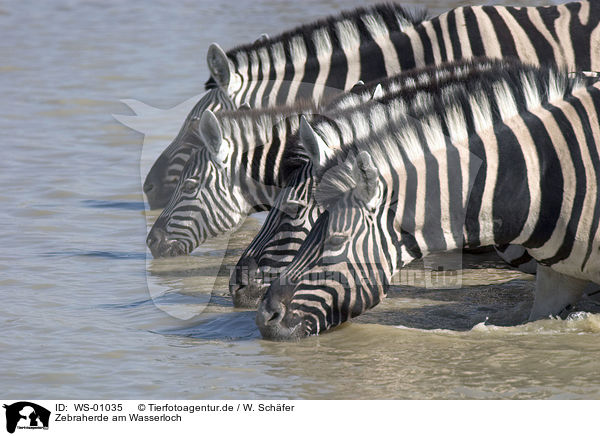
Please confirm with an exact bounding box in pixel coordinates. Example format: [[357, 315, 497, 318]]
[[325, 233, 348, 250], [182, 178, 199, 194]]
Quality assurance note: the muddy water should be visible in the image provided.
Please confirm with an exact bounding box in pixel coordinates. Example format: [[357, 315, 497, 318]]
[[1, 0, 599, 399]]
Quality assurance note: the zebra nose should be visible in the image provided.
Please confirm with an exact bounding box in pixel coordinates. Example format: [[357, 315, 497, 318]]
[[146, 226, 168, 252], [146, 226, 186, 257], [229, 257, 267, 308], [256, 280, 297, 338], [143, 180, 154, 194], [257, 289, 287, 327]]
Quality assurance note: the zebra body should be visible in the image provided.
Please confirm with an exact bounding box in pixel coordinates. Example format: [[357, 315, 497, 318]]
[[256, 64, 600, 340], [230, 58, 543, 307], [144, 1, 600, 209]]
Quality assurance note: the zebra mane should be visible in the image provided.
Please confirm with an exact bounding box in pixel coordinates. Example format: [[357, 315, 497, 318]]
[[315, 62, 592, 207], [327, 57, 521, 111], [216, 98, 316, 122], [215, 100, 321, 176], [311, 58, 538, 150], [205, 3, 428, 90]]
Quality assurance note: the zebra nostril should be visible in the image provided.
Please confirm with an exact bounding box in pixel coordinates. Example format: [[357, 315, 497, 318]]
[[147, 227, 167, 249], [268, 310, 281, 323], [256, 291, 305, 341], [144, 182, 154, 193], [263, 301, 285, 325]]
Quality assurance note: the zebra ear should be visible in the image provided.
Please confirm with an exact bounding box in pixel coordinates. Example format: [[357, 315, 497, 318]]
[[199, 110, 226, 160], [299, 116, 331, 168], [371, 84, 384, 100], [349, 80, 366, 94], [353, 151, 380, 208], [207, 43, 231, 89], [255, 33, 270, 43]]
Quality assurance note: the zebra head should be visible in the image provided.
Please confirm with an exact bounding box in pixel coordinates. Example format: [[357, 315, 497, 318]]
[[147, 110, 245, 258], [229, 118, 334, 308], [144, 45, 236, 210], [229, 161, 319, 307], [257, 151, 398, 340]]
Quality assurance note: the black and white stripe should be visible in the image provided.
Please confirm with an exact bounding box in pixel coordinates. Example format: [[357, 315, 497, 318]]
[[144, 1, 600, 210], [144, 3, 424, 209], [256, 63, 600, 340]]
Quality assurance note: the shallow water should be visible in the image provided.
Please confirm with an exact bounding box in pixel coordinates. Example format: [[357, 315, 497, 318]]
[[2, 0, 599, 399]]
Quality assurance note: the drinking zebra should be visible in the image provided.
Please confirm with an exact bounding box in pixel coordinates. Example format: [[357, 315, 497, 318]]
[[144, 0, 600, 209], [229, 58, 537, 307], [256, 63, 600, 340], [143, 89, 235, 209], [146, 104, 315, 258]]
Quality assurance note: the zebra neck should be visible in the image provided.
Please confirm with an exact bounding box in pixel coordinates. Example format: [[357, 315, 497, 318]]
[[227, 8, 422, 108], [228, 0, 600, 109], [220, 110, 312, 212]]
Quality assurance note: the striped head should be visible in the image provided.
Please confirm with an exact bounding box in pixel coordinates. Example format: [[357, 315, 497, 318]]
[[143, 87, 234, 209], [147, 110, 245, 258], [229, 118, 334, 307], [257, 151, 399, 340], [229, 160, 319, 307]]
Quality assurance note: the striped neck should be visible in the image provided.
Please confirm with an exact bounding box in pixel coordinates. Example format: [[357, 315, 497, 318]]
[[223, 4, 423, 107], [215, 107, 316, 213], [224, 0, 600, 109]]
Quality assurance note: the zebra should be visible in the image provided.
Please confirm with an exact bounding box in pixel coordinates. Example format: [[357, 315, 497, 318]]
[[256, 63, 600, 340], [229, 58, 542, 308], [143, 0, 600, 209], [146, 103, 316, 258]]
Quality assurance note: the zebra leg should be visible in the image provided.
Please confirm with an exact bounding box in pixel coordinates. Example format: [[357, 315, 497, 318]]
[[528, 265, 590, 321]]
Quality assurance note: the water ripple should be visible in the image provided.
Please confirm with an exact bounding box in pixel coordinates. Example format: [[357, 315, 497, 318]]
[[41, 250, 146, 260], [155, 311, 260, 341], [82, 200, 146, 210]]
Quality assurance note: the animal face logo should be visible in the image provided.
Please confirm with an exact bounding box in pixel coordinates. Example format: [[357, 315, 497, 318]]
[[3, 402, 50, 434]]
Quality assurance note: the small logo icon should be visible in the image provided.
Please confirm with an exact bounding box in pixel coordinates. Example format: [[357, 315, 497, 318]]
[[3, 402, 50, 434]]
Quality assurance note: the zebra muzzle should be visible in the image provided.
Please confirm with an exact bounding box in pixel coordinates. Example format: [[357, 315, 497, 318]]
[[146, 227, 187, 258], [256, 281, 305, 341], [229, 257, 270, 308]]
